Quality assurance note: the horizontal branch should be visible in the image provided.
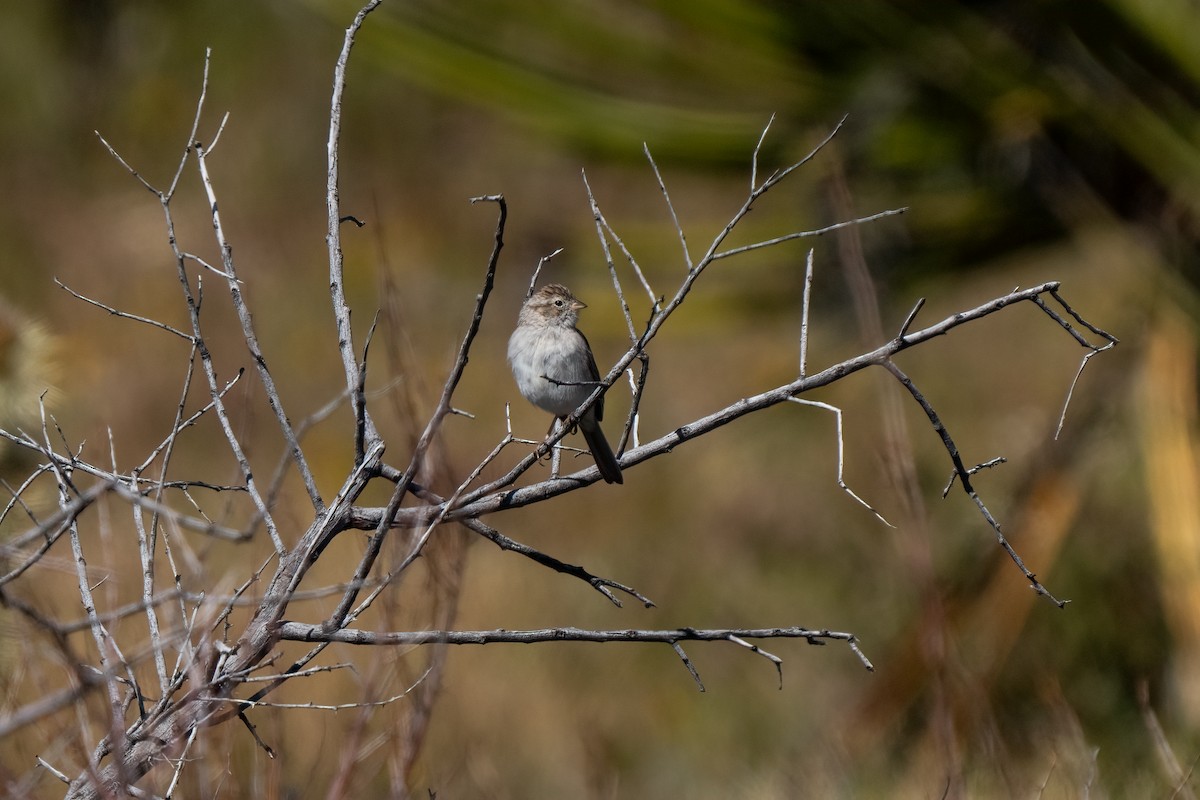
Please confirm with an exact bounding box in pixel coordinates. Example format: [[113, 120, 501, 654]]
[[277, 622, 872, 670]]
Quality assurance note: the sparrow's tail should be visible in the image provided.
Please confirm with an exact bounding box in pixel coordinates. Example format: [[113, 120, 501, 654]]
[[581, 420, 623, 485]]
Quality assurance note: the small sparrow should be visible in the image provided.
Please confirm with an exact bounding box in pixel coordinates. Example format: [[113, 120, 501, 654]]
[[508, 283, 623, 484]]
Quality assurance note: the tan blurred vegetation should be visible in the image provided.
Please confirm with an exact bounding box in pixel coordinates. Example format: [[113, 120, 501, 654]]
[[0, 0, 1196, 797]]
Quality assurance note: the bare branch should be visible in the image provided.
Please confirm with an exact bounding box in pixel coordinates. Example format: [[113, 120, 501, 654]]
[[1055, 340, 1117, 440], [898, 297, 925, 339], [799, 247, 815, 378], [326, 0, 386, 450], [881, 358, 1067, 606], [942, 456, 1008, 498], [671, 641, 705, 692], [788, 398, 894, 527], [194, 139, 323, 515], [750, 112, 776, 193], [93, 131, 158, 196], [583, 169, 657, 311], [36, 757, 70, 786], [55, 279, 195, 341], [1032, 290, 1119, 349], [134, 364, 243, 475], [727, 634, 784, 689], [0, 480, 113, 572], [181, 251, 240, 280], [710, 207, 907, 262], [757, 113, 847, 192], [323, 194, 506, 631], [278, 622, 873, 673], [458, 516, 654, 608], [644, 142, 692, 272], [525, 246, 563, 298]]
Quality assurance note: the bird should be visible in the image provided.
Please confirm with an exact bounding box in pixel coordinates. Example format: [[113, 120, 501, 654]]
[[507, 283, 623, 484]]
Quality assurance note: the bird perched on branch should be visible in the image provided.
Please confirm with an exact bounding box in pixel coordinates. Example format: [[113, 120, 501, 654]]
[[508, 283, 623, 484]]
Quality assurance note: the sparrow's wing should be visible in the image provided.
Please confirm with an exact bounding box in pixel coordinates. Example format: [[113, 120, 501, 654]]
[[578, 329, 604, 422]]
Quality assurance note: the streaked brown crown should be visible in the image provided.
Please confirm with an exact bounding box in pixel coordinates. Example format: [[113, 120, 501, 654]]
[[520, 283, 585, 326]]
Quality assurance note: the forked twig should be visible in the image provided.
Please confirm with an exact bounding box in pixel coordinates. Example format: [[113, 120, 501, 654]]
[[788, 398, 894, 527], [881, 358, 1067, 606]]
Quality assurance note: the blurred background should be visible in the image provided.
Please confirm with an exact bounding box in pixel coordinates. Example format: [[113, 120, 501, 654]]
[[0, 0, 1194, 797]]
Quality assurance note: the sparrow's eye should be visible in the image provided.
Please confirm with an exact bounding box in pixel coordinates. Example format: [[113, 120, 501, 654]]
[[554, 299, 564, 307]]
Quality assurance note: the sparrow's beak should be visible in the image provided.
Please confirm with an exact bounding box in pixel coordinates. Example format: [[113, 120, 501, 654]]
[[571, 299, 586, 311]]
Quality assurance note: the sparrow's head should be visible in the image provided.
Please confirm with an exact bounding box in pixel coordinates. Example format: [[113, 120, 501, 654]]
[[521, 283, 586, 327]]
